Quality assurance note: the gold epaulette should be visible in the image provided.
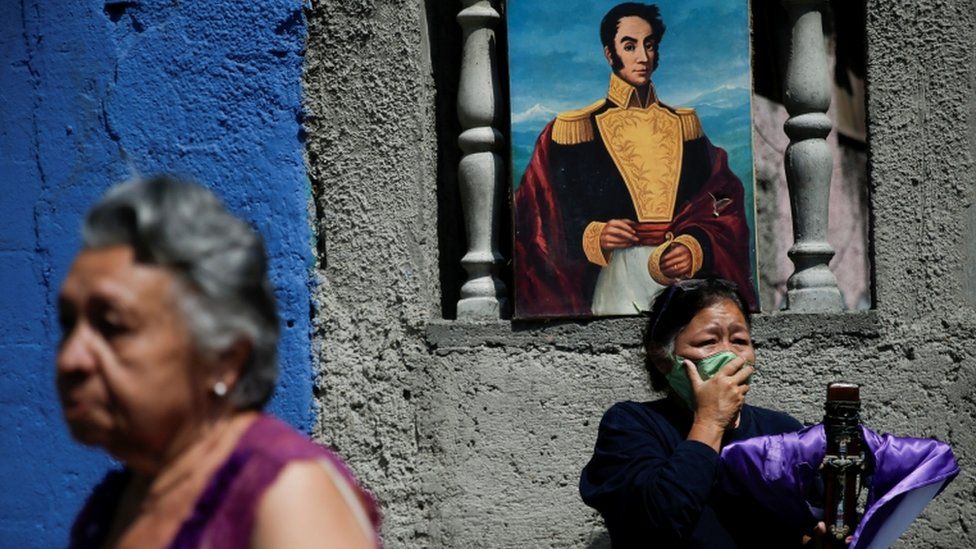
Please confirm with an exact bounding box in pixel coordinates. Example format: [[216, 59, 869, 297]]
[[552, 100, 605, 145], [674, 108, 704, 141]]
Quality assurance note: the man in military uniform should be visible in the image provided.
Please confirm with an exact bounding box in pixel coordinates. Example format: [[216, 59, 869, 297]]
[[514, 2, 756, 317]]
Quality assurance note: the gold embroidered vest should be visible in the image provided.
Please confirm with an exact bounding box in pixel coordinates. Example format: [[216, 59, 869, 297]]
[[552, 73, 703, 223]]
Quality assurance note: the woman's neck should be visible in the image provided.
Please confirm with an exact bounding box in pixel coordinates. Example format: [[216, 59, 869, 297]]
[[102, 411, 259, 548], [133, 411, 256, 490]]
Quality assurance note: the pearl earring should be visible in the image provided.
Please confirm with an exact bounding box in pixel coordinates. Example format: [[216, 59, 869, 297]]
[[213, 381, 228, 397]]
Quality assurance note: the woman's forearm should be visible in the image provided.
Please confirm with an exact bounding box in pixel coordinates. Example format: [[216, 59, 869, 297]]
[[687, 419, 725, 453]]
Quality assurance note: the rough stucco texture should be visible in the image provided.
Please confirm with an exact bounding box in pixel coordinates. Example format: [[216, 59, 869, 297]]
[[0, 1, 311, 546], [304, 0, 440, 545], [305, 0, 976, 547]]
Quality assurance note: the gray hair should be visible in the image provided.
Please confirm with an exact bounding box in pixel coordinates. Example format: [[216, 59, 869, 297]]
[[82, 176, 279, 410]]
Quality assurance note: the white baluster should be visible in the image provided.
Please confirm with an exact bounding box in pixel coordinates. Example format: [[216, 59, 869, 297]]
[[456, 0, 509, 319]]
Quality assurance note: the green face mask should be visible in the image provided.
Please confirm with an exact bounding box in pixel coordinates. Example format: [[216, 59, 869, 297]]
[[665, 351, 753, 410]]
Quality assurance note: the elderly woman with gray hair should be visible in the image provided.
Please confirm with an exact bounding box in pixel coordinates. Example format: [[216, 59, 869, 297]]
[[59, 177, 380, 548]]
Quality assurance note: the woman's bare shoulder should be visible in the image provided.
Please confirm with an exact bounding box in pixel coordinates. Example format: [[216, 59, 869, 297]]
[[251, 459, 377, 549]]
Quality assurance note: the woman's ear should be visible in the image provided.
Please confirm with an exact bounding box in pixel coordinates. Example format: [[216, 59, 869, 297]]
[[647, 348, 673, 375], [215, 338, 252, 390]]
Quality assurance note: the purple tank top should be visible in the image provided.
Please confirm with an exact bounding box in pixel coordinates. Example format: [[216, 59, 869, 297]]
[[70, 415, 382, 548]]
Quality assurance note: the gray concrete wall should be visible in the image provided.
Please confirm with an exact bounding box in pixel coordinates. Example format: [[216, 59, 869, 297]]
[[305, 1, 442, 544], [304, 0, 976, 546]]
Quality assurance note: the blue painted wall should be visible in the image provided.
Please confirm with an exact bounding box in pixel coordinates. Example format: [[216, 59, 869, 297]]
[[0, 1, 312, 545]]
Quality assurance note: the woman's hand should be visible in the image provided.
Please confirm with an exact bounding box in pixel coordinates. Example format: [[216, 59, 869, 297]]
[[685, 356, 753, 452], [692, 355, 753, 428], [802, 521, 853, 547], [599, 219, 638, 251], [802, 521, 827, 546]]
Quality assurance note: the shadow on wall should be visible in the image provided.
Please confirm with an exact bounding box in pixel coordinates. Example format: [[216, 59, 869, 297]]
[[586, 530, 612, 549], [426, 0, 465, 319]]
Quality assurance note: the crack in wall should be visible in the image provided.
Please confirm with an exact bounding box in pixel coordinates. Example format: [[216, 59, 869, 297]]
[[20, 0, 56, 343]]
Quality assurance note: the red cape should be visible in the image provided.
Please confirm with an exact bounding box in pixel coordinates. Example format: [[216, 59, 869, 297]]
[[514, 122, 757, 317]]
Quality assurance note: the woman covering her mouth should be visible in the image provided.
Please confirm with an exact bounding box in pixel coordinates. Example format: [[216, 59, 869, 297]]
[[579, 278, 817, 547]]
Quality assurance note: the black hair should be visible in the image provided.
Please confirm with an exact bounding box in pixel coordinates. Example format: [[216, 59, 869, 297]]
[[599, 3, 666, 72], [642, 278, 751, 391]]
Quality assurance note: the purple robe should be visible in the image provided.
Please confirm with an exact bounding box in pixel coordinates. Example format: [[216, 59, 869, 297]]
[[719, 424, 958, 549]]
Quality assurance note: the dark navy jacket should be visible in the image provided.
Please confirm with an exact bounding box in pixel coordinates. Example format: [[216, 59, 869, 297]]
[[580, 399, 805, 548]]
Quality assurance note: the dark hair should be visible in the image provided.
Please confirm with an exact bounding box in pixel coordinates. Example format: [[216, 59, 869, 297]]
[[600, 3, 666, 72], [642, 278, 751, 391]]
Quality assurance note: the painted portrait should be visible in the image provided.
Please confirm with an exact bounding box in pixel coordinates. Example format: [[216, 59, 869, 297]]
[[510, 1, 758, 318]]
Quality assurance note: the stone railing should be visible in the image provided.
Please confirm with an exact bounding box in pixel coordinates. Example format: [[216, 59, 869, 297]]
[[454, 0, 843, 319]]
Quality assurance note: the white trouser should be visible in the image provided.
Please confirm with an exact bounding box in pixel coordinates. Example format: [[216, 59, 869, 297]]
[[591, 245, 665, 316]]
